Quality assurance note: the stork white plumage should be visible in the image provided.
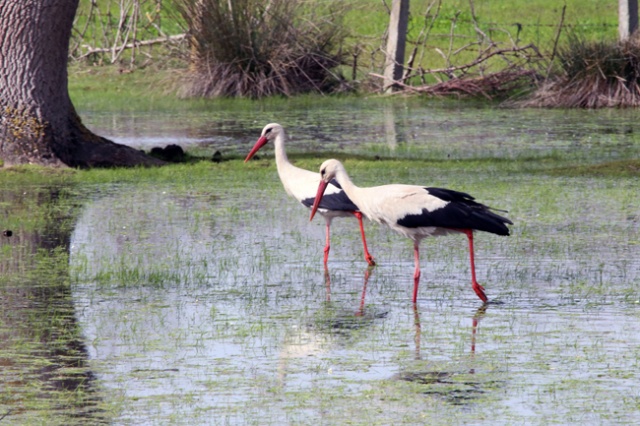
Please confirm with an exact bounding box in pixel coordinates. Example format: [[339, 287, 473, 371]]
[[310, 159, 512, 303], [244, 124, 375, 266]]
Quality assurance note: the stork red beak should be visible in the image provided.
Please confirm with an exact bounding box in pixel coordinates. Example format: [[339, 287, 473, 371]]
[[309, 180, 329, 221], [244, 136, 268, 163]]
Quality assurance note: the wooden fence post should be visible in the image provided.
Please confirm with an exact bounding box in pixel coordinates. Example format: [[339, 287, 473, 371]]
[[383, 0, 410, 93], [619, 0, 639, 41]]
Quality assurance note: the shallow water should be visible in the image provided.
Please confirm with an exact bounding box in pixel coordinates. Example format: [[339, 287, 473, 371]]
[[82, 99, 640, 161], [69, 152, 640, 424], [3, 101, 640, 425]]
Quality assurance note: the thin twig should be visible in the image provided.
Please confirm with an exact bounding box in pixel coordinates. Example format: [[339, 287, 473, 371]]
[[400, 44, 540, 79], [372, 69, 536, 98], [78, 34, 186, 59], [546, 4, 567, 78], [468, 0, 489, 45], [415, 0, 443, 75], [112, 0, 133, 63], [445, 11, 461, 70], [129, 0, 140, 68], [0, 409, 13, 422], [70, 0, 96, 56], [404, 0, 441, 81]]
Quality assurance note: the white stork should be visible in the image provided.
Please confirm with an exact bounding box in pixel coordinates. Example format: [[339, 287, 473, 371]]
[[244, 124, 376, 266], [310, 159, 512, 303]]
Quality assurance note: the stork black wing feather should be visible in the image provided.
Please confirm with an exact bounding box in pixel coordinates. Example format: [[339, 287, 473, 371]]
[[397, 187, 512, 236], [301, 186, 359, 212]]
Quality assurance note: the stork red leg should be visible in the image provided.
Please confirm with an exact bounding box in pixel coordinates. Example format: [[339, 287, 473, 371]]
[[352, 211, 376, 266], [462, 229, 488, 303], [412, 241, 421, 303], [310, 159, 511, 304], [323, 218, 331, 265]]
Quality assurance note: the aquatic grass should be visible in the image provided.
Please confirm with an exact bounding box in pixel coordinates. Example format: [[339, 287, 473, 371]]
[[3, 112, 640, 425], [550, 158, 640, 177], [73, 89, 640, 166]]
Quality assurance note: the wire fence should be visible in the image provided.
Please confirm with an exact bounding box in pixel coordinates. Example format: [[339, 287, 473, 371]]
[[69, 0, 619, 73]]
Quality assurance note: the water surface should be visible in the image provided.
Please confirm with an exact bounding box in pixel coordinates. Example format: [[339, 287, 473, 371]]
[[81, 98, 640, 161], [68, 100, 640, 424], [3, 100, 639, 424]]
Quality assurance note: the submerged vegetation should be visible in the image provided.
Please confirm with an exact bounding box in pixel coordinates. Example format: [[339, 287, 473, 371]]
[[1, 100, 639, 422], [2, 0, 638, 422], [2, 144, 638, 424], [0, 183, 106, 425]]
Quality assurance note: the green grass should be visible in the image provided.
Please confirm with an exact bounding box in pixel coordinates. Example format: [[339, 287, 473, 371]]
[[68, 65, 190, 111], [345, 0, 616, 45], [69, 65, 380, 111], [75, 0, 617, 44], [2, 154, 638, 195], [72, 0, 619, 91], [550, 158, 640, 177], [346, 0, 616, 81]]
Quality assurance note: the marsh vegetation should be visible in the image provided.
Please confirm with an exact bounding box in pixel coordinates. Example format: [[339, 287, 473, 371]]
[[1, 98, 639, 424], [71, 0, 635, 103], [524, 35, 640, 108], [2, 1, 637, 422]]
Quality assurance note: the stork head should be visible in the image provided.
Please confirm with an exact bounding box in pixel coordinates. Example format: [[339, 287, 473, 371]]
[[309, 159, 343, 221], [244, 123, 284, 163]]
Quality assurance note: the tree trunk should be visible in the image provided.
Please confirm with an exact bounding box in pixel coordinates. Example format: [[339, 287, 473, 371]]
[[0, 0, 163, 168]]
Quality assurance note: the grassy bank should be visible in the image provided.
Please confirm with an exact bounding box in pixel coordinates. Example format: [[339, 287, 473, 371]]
[[71, 0, 618, 95]]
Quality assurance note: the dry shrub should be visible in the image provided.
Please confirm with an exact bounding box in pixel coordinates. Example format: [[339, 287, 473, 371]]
[[173, 0, 349, 98], [523, 35, 640, 108], [393, 69, 539, 99]]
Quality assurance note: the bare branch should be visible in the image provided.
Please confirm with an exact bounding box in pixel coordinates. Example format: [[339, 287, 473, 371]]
[[78, 34, 187, 59], [547, 4, 567, 77]]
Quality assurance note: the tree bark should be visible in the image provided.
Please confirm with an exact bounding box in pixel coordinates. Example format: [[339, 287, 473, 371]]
[[0, 0, 163, 168]]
